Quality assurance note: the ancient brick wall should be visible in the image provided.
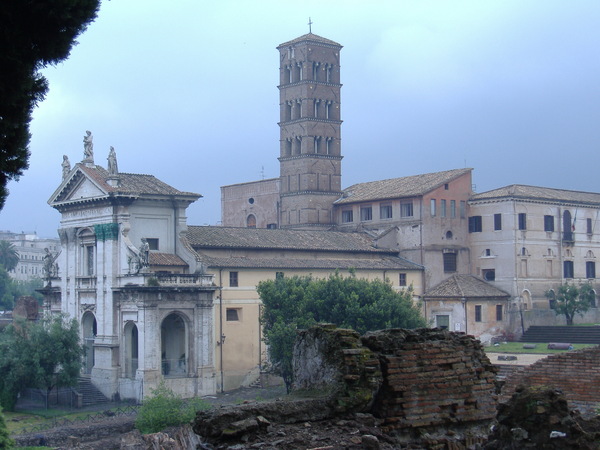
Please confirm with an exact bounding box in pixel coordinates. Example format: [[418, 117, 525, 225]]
[[293, 326, 498, 430], [501, 346, 600, 408]]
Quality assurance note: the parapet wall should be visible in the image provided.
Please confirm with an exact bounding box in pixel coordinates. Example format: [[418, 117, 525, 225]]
[[501, 346, 600, 409], [293, 325, 499, 430]]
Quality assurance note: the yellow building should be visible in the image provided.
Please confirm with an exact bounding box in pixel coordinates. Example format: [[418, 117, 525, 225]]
[[185, 225, 424, 391]]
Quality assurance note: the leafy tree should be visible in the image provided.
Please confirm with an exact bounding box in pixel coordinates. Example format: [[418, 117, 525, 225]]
[[0, 407, 14, 449], [0, 242, 19, 272], [0, 1, 100, 209], [258, 272, 426, 391], [135, 382, 209, 434], [546, 283, 595, 326], [0, 265, 43, 311], [0, 315, 83, 410]]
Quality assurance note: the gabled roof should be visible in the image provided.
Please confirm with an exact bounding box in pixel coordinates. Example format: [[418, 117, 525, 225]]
[[49, 163, 200, 206], [187, 226, 395, 254], [277, 33, 342, 48], [335, 168, 472, 205], [470, 184, 600, 206], [197, 254, 422, 271], [423, 274, 510, 299]]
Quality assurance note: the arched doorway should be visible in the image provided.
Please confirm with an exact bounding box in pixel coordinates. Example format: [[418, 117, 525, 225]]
[[82, 312, 97, 375], [124, 322, 138, 379], [161, 313, 188, 377]]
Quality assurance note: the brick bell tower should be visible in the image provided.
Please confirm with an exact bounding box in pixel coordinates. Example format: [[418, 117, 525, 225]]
[[277, 32, 343, 229]]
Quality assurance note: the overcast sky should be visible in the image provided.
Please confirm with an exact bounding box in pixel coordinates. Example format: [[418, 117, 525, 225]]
[[2, 1, 600, 238]]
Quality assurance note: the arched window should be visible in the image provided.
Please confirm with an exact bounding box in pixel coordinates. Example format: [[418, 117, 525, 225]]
[[246, 215, 256, 228], [521, 290, 532, 311], [78, 228, 96, 276], [445, 231, 453, 240], [124, 322, 138, 379], [82, 312, 97, 375], [161, 313, 188, 377]]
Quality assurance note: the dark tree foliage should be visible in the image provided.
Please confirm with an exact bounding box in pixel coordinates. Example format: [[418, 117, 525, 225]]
[[258, 272, 426, 391], [0, 1, 100, 208], [546, 282, 595, 326], [0, 241, 19, 272], [0, 315, 83, 410]]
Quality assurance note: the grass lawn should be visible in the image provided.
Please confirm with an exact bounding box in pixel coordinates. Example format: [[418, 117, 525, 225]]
[[486, 342, 597, 354]]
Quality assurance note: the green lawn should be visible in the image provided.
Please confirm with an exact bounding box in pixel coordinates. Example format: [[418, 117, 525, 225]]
[[486, 342, 597, 354]]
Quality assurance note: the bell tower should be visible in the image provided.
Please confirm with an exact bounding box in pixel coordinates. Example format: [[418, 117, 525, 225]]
[[277, 33, 343, 228]]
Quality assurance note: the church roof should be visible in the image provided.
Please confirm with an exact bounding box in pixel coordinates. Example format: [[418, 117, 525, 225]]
[[197, 254, 422, 271], [470, 184, 600, 206], [187, 226, 397, 254], [149, 252, 187, 267], [278, 33, 342, 48], [423, 274, 510, 299], [335, 168, 472, 205]]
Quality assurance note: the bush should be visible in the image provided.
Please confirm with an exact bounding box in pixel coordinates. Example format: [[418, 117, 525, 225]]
[[135, 382, 210, 434], [0, 407, 14, 449]]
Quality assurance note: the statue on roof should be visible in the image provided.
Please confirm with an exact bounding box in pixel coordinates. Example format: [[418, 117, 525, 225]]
[[107, 146, 118, 175], [61, 155, 71, 180], [140, 238, 150, 267], [83, 130, 94, 162]]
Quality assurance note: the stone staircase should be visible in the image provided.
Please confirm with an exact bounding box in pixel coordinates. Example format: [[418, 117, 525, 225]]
[[77, 377, 110, 406], [519, 326, 600, 344]]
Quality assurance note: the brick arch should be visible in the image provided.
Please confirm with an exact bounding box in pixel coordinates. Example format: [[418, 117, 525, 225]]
[[501, 347, 600, 410]]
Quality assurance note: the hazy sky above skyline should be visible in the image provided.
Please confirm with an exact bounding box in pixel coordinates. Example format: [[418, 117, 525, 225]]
[[2, 0, 600, 238]]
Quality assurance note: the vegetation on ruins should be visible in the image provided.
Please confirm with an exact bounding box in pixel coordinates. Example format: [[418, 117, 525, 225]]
[[135, 382, 209, 434], [258, 272, 426, 391], [545, 282, 595, 326], [0, 315, 83, 410], [0, 1, 100, 209]]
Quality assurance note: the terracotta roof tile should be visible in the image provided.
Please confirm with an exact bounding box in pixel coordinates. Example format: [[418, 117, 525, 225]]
[[278, 33, 342, 48], [198, 255, 422, 271], [335, 168, 472, 205], [187, 226, 393, 254], [471, 184, 600, 206], [149, 252, 187, 266], [423, 275, 510, 299]]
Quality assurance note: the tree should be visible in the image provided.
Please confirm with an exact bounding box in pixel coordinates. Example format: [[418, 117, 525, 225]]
[[0, 1, 100, 209], [546, 283, 595, 326], [0, 407, 14, 449], [0, 241, 19, 272], [0, 315, 83, 410], [258, 272, 426, 391]]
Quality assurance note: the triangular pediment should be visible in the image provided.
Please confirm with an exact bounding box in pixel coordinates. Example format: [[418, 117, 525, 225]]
[[48, 165, 109, 205]]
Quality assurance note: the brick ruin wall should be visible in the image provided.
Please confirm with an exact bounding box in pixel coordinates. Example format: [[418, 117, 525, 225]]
[[501, 346, 600, 410], [293, 325, 498, 431]]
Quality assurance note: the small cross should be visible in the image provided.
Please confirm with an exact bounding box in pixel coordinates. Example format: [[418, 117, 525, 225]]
[[308, 17, 313, 33]]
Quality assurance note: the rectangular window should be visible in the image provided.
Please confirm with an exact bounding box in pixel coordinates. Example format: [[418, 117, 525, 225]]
[[544, 215, 554, 232], [430, 199, 436, 217], [460, 201, 466, 218], [563, 261, 574, 279], [450, 200, 456, 218], [380, 204, 393, 219], [475, 305, 482, 322], [226, 308, 240, 321], [342, 210, 353, 223], [401, 202, 414, 218], [436, 315, 449, 330], [494, 213, 502, 231], [229, 271, 239, 287], [440, 199, 446, 217], [496, 304, 503, 321], [399, 273, 407, 287], [146, 238, 159, 250], [587, 261, 596, 279], [588, 218, 593, 234], [360, 206, 372, 221], [518, 213, 527, 230], [468, 216, 482, 233], [443, 251, 457, 272], [86, 246, 94, 276]]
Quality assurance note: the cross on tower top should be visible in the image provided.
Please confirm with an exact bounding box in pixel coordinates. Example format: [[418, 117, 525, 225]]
[[308, 17, 313, 33]]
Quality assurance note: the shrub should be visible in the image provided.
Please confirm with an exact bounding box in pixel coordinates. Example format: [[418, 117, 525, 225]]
[[135, 382, 209, 434], [0, 407, 14, 449]]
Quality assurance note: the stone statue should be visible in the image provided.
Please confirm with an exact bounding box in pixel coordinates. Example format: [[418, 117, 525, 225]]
[[140, 238, 150, 267], [61, 155, 71, 180], [107, 146, 118, 175], [43, 248, 61, 285], [83, 130, 94, 162]]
